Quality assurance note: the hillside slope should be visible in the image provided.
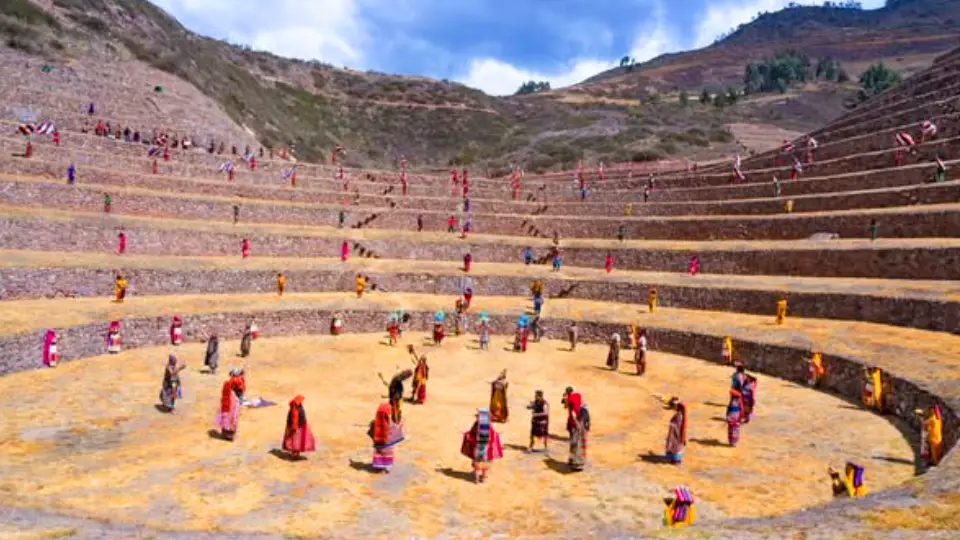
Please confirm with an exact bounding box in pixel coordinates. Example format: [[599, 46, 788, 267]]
[[0, 0, 953, 170], [581, 0, 960, 94]]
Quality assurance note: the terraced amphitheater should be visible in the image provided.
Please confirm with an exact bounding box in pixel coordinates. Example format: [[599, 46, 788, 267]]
[[2, 41, 960, 540]]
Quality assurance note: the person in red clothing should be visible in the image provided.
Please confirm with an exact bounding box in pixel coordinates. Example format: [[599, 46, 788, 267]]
[[24, 140, 32, 158], [447, 215, 456, 233], [282, 395, 316, 458], [152, 159, 159, 175], [241, 238, 250, 258], [562, 387, 582, 435], [52, 130, 60, 146], [117, 231, 127, 255], [341, 240, 349, 262], [463, 252, 472, 272], [604, 252, 613, 273]]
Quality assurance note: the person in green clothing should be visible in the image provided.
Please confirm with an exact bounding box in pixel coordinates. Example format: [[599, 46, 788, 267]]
[[934, 157, 947, 183], [104, 193, 112, 213], [233, 204, 240, 224], [869, 219, 878, 241], [338, 210, 346, 228], [617, 223, 626, 242]]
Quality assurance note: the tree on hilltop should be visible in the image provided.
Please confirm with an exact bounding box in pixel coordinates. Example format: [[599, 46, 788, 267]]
[[515, 81, 551, 95]]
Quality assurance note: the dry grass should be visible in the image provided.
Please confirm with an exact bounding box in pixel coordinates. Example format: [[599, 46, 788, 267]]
[[860, 493, 960, 531], [0, 335, 915, 537]]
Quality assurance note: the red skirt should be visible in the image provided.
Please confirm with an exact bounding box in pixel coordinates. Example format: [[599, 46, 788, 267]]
[[282, 425, 316, 454]]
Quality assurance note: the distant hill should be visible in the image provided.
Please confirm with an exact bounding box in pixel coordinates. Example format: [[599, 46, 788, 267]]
[[581, 0, 960, 92], [1, 0, 957, 170]]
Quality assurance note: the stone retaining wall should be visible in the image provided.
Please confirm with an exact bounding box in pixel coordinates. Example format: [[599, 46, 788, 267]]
[[3, 215, 957, 279], [1, 179, 956, 240], [0, 267, 955, 332]]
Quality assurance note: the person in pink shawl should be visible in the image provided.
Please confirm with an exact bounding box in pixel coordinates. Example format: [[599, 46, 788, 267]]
[[461, 408, 503, 483], [170, 315, 183, 346], [341, 240, 349, 262], [43, 329, 58, 367], [106, 321, 121, 354]]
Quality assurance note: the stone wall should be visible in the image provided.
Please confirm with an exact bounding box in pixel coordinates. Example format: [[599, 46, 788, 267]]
[[0, 267, 955, 332], [3, 215, 957, 279], [1, 178, 957, 240]]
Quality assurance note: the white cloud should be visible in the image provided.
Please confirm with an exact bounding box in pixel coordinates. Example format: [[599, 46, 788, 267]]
[[457, 58, 614, 96], [628, 0, 675, 63], [694, 0, 887, 49], [153, 0, 366, 67]]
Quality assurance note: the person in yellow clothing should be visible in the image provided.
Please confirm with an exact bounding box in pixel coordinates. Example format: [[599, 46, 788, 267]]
[[114, 273, 128, 303], [919, 405, 943, 467], [722, 336, 734, 364], [829, 463, 867, 498], [807, 352, 825, 387], [861, 367, 883, 411], [624, 203, 632, 216], [277, 273, 286, 297], [648, 288, 658, 313], [663, 486, 696, 527], [356, 274, 367, 299], [775, 298, 787, 325]]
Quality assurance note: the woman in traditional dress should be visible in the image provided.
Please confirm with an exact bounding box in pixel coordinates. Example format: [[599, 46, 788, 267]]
[[569, 403, 590, 471], [106, 320, 121, 354], [919, 405, 943, 467], [489, 369, 509, 423], [370, 403, 405, 473], [379, 369, 413, 422], [355, 274, 365, 298], [433, 309, 446, 345], [241, 238, 250, 258], [731, 364, 746, 391], [159, 354, 187, 412], [239, 323, 253, 358], [722, 336, 733, 365], [829, 462, 867, 498], [409, 346, 429, 404], [341, 241, 350, 262], [216, 368, 245, 441], [606, 333, 621, 371], [663, 486, 696, 527], [282, 395, 316, 458], [807, 352, 825, 387], [478, 312, 490, 350], [562, 387, 582, 436], [742, 375, 757, 423], [170, 316, 183, 346], [42, 329, 58, 368], [331, 312, 344, 335], [460, 408, 503, 484], [463, 252, 472, 272], [114, 274, 128, 303], [527, 390, 549, 452], [861, 366, 883, 411], [665, 398, 687, 464], [635, 329, 648, 376], [726, 389, 745, 447], [204, 334, 220, 373]]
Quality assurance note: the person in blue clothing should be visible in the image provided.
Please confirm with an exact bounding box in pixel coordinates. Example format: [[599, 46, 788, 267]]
[[523, 246, 533, 265], [552, 249, 562, 272], [533, 294, 543, 315], [67, 164, 75, 185]]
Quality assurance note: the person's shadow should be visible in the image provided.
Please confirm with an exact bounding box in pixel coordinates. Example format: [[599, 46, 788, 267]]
[[690, 437, 727, 448], [436, 467, 475, 483], [637, 452, 673, 464], [348, 459, 379, 473], [543, 456, 579, 475], [269, 449, 307, 462], [207, 429, 231, 441]]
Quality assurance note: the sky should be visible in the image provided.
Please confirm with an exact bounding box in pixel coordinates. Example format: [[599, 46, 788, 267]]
[[151, 0, 885, 96]]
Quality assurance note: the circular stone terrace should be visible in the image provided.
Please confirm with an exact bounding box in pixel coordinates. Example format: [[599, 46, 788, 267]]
[[1, 46, 960, 540]]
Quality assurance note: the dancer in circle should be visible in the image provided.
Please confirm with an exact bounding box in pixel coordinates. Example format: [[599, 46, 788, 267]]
[[282, 395, 316, 459], [159, 354, 187, 412], [489, 369, 509, 423], [217, 368, 246, 441], [664, 398, 687, 465], [527, 390, 549, 452], [460, 408, 503, 484]]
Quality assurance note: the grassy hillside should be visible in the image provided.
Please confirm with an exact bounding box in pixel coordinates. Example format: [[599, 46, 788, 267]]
[[0, 0, 949, 170]]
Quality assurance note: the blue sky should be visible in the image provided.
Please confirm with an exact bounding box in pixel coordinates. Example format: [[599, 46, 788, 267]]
[[152, 0, 885, 95]]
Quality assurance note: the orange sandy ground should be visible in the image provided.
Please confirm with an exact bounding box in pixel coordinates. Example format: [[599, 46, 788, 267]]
[[0, 334, 914, 538]]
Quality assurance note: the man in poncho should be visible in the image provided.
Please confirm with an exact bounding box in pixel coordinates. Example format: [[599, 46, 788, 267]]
[[461, 408, 503, 484]]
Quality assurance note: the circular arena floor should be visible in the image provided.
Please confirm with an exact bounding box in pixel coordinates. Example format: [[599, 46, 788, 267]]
[[0, 334, 915, 538]]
